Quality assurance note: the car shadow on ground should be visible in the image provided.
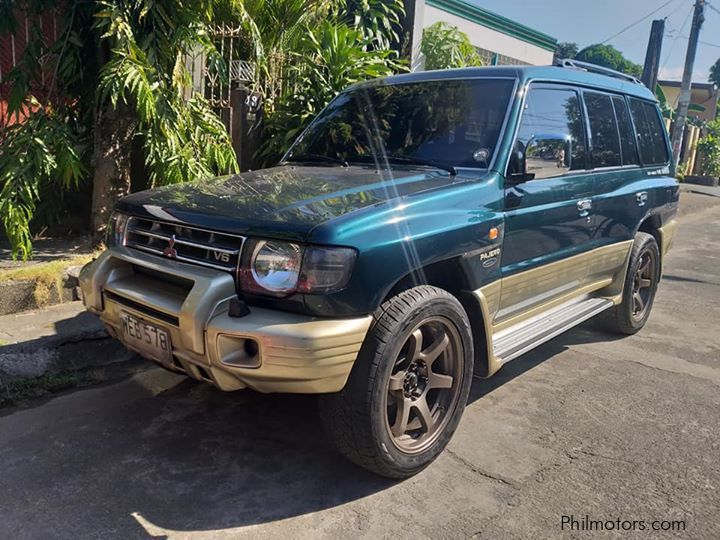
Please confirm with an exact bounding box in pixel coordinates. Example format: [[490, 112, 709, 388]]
[[468, 320, 623, 404], [2, 320, 623, 537]]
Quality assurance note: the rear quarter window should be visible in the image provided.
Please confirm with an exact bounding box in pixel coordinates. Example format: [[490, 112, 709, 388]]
[[628, 98, 669, 165]]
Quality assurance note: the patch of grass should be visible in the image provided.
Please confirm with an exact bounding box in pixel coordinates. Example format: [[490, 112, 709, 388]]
[[0, 254, 98, 307], [0, 339, 9, 346], [0, 371, 94, 408]]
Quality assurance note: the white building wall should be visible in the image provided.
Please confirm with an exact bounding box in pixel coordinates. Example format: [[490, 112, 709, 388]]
[[423, 4, 553, 66]]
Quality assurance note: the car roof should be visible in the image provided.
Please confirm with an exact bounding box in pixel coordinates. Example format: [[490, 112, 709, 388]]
[[351, 65, 657, 102]]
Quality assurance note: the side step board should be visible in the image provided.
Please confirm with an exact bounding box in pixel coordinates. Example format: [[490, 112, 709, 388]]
[[492, 296, 614, 365]]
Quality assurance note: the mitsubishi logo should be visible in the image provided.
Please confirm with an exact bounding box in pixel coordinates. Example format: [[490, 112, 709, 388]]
[[162, 235, 178, 259]]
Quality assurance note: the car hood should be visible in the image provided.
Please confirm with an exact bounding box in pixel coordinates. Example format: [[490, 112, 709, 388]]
[[116, 165, 467, 241]]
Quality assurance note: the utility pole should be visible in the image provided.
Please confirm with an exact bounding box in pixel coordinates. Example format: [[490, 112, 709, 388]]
[[670, 0, 705, 167], [641, 19, 665, 91]]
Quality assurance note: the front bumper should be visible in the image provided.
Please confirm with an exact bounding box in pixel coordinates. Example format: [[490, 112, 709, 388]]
[[80, 247, 372, 393]]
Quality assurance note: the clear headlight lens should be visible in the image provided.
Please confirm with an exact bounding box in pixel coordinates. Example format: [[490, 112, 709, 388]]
[[238, 240, 356, 297], [106, 212, 129, 247], [250, 240, 303, 294]]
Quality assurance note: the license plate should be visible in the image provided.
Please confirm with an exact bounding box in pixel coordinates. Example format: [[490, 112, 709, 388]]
[[120, 312, 172, 363]]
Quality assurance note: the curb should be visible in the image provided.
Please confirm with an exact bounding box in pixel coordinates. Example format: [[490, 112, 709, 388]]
[[0, 263, 87, 316], [0, 303, 137, 382]]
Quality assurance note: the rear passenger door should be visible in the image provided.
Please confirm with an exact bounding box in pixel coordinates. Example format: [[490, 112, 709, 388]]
[[592, 95, 670, 250], [498, 84, 594, 322]]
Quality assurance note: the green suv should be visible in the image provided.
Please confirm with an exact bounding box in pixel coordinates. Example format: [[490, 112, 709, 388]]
[[80, 62, 679, 478]]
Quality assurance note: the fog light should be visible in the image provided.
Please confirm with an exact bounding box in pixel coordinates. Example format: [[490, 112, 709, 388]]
[[217, 335, 261, 368]]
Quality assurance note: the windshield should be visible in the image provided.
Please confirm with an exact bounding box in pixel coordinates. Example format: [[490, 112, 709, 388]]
[[286, 78, 515, 170]]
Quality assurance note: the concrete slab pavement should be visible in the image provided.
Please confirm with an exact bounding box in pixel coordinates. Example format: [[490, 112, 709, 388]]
[[0, 191, 718, 539]]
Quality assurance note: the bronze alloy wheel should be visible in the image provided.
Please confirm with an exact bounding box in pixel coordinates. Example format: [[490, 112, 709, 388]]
[[631, 248, 657, 321], [384, 316, 464, 454]]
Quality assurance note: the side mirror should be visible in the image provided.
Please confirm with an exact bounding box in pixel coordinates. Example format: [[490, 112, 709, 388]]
[[508, 133, 572, 184]]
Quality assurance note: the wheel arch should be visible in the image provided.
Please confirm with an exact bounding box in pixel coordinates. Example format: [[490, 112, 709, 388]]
[[380, 258, 496, 378], [637, 214, 662, 246], [636, 213, 664, 271]]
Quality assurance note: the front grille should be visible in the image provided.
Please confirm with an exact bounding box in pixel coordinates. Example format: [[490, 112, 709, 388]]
[[124, 217, 244, 272]]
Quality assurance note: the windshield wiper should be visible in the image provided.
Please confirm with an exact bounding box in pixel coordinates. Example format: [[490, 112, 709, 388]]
[[382, 155, 457, 176], [284, 153, 349, 167]]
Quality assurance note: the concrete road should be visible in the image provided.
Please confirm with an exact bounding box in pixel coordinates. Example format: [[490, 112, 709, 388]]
[[2, 191, 719, 539]]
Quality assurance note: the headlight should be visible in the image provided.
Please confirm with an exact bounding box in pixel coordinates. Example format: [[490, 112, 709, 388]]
[[238, 240, 356, 297], [247, 240, 303, 296], [106, 212, 129, 247]]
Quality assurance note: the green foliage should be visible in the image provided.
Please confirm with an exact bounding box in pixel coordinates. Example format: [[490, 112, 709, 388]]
[[697, 134, 720, 177], [0, 107, 87, 260], [342, 0, 405, 51], [575, 44, 642, 78], [420, 22, 483, 71], [554, 42, 579, 62], [697, 120, 720, 178], [95, 0, 237, 187], [710, 58, 720, 88], [258, 20, 401, 164], [1, 0, 237, 258]]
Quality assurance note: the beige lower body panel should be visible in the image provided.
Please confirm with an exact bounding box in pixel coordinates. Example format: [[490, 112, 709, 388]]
[[81, 248, 372, 394], [473, 240, 634, 376], [658, 219, 678, 258]]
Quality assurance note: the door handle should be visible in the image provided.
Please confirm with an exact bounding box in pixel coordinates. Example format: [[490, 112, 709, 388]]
[[636, 191, 648, 207], [577, 199, 592, 216]]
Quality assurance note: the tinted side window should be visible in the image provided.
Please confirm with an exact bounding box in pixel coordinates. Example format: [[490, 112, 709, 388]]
[[513, 87, 587, 179], [612, 96, 639, 166], [628, 99, 669, 165], [584, 92, 621, 168]]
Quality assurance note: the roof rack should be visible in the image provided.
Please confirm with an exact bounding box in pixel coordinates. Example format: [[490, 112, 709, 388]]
[[554, 58, 643, 85]]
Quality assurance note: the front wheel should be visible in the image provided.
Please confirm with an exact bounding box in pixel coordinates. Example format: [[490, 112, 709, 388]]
[[319, 286, 474, 479]]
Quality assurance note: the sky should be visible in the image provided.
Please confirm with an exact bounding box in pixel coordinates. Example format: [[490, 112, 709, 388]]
[[472, 0, 720, 82]]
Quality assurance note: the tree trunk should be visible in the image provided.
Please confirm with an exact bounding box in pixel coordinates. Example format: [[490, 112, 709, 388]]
[[90, 100, 136, 243]]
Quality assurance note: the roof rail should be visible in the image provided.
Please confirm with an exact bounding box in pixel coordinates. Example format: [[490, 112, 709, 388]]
[[554, 58, 643, 85]]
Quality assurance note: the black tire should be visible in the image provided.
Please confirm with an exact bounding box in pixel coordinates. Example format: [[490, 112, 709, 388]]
[[603, 232, 661, 335], [319, 285, 474, 479]]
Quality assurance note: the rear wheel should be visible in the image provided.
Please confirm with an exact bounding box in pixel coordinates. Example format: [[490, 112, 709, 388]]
[[603, 232, 660, 335], [319, 286, 473, 478]]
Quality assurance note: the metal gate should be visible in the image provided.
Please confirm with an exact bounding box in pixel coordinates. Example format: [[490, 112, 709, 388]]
[[184, 24, 263, 171]]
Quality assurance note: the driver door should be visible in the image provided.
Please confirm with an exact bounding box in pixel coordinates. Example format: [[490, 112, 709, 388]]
[[497, 84, 595, 323]]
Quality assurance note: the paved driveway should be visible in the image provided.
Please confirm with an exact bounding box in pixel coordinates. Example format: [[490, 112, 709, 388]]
[[2, 191, 719, 539]]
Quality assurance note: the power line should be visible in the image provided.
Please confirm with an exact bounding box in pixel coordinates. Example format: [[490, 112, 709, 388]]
[[601, 0, 681, 44], [706, 2, 720, 16], [660, 5, 695, 73], [674, 36, 720, 47]]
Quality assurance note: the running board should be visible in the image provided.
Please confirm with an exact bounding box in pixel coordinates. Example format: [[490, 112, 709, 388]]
[[492, 296, 613, 365]]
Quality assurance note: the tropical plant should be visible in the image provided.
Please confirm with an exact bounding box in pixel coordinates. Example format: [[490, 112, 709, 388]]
[[696, 134, 720, 178], [93, 0, 238, 220], [257, 20, 402, 164], [575, 44, 642, 77], [696, 119, 720, 178], [1, 0, 238, 259], [2, 0, 406, 259], [0, 105, 87, 260], [420, 22, 483, 71], [342, 0, 405, 51]]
